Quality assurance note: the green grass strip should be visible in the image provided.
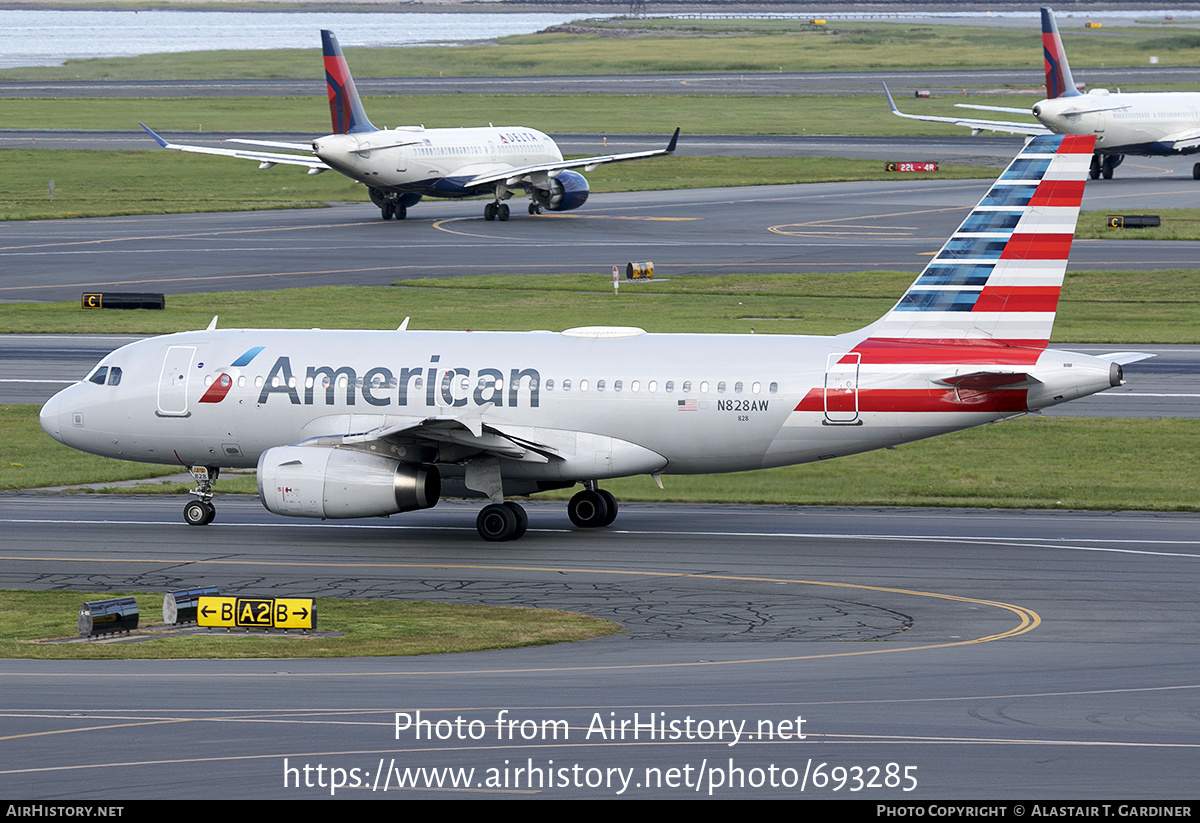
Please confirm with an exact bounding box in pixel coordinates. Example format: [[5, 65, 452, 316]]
[[5, 22, 1200, 81], [0, 149, 991, 221], [0, 590, 621, 659], [0, 270, 1194, 342]]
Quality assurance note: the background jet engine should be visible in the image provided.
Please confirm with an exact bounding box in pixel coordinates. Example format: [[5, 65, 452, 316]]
[[257, 446, 439, 519], [533, 170, 590, 212]]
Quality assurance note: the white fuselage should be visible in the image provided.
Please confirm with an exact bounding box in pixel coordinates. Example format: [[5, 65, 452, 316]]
[[1033, 91, 1200, 155], [311, 126, 562, 194], [39, 328, 1120, 484]]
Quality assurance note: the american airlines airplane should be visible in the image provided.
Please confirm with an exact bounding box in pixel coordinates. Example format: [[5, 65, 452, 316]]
[[887, 7, 1200, 181], [40, 134, 1143, 542], [141, 30, 679, 222]]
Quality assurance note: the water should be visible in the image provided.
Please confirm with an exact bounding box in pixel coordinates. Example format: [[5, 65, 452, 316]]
[[0, 10, 577, 69]]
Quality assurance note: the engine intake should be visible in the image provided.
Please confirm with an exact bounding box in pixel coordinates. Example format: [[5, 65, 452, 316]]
[[257, 446, 439, 519], [534, 170, 590, 212]]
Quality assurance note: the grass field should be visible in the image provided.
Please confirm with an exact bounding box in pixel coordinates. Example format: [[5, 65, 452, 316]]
[[0, 271, 1195, 341], [0, 148, 993, 221], [0, 589, 621, 659], [4, 21, 1200, 81]]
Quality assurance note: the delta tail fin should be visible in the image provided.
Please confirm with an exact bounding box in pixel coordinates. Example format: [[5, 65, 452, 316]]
[[1042, 7, 1082, 99], [321, 30, 376, 135], [859, 133, 1094, 349]]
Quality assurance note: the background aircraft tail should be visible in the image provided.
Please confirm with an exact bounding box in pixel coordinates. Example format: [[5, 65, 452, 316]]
[[1042, 7, 1082, 98], [322, 30, 377, 134], [858, 133, 1094, 350]]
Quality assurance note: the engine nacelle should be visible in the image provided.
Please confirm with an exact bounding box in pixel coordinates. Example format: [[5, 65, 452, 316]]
[[534, 170, 590, 212], [257, 446, 439, 519]]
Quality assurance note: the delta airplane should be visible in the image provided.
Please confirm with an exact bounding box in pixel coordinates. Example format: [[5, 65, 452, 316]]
[[141, 30, 679, 222], [887, 7, 1200, 181], [41, 134, 1144, 541]]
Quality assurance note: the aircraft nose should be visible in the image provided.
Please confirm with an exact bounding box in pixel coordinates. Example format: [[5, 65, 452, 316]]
[[39, 388, 72, 445]]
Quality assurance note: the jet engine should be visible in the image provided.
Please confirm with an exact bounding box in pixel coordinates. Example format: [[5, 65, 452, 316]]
[[257, 446, 439, 519], [533, 170, 590, 212]]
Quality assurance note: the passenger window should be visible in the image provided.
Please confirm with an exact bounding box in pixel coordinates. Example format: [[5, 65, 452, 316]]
[[88, 367, 108, 385]]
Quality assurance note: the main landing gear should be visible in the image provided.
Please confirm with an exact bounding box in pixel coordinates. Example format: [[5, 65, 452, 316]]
[[567, 487, 618, 528], [381, 202, 407, 220], [183, 465, 218, 526], [476, 501, 528, 541], [471, 484, 619, 541], [483, 201, 510, 221], [1089, 152, 1123, 180]]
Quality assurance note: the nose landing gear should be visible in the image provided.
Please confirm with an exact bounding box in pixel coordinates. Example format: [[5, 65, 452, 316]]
[[183, 466, 218, 526]]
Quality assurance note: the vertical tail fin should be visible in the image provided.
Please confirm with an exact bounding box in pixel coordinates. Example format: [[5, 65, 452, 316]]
[[321, 30, 376, 135], [859, 133, 1094, 349], [1042, 7, 1082, 99]]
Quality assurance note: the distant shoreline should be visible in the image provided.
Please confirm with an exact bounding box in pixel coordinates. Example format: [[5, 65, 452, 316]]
[[0, 1, 1184, 14]]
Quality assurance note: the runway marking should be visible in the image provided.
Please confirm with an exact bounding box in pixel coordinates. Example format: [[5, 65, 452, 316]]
[[769, 205, 965, 238], [430, 214, 698, 238]]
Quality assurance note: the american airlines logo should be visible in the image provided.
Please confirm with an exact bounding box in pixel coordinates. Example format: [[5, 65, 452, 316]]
[[256, 356, 541, 408]]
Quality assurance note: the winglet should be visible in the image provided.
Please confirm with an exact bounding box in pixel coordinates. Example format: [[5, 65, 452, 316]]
[[882, 82, 900, 114], [140, 123, 169, 148], [321, 29, 377, 134], [665, 127, 680, 154], [1042, 7, 1082, 98]]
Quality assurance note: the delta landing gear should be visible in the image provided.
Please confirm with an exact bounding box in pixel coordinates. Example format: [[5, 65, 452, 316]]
[[183, 466, 218, 526], [381, 202, 407, 220], [483, 201, 510, 222], [1090, 153, 1123, 180]]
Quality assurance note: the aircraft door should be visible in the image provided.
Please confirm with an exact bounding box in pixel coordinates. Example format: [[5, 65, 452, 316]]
[[157, 345, 195, 417], [824, 352, 861, 425], [395, 145, 407, 173]]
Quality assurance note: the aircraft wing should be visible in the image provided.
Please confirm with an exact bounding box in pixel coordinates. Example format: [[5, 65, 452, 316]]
[[1157, 128, 1200, 153], [956, 103, 1036, 115], [140, 124, 330, 170], [226, 138, 315, 151], [464, 128, 679, 188], [884, 84, 1049, 137], [311, 413, 560, 464]]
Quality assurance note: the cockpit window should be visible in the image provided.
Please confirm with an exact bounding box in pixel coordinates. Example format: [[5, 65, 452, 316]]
[[107, 367, 122, 386], [88, 366, 108, 385]]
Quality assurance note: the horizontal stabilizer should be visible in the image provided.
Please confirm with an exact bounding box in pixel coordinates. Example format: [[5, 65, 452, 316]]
[[934, 371, 1040, 389], [1094, 351, 1156, 365]]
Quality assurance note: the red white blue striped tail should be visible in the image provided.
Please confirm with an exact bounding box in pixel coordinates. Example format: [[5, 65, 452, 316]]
[[859, 133, 1094, 349]]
